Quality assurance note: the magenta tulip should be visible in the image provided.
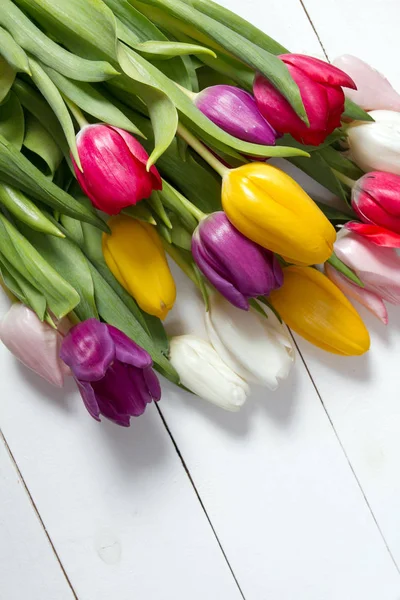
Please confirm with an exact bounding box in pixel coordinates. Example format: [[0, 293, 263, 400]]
[[72, 124, 162, 215], [350, 171, 400, 246], [333, 55, 400, 112], [325, 263, 388, 324], [254, 54, 356, 146], [334, 232, 400, 305], [60, 319, 161, 426], [0, 304, 71, 387], [191, 212, 283, 310], [194, 85, 278, 145]]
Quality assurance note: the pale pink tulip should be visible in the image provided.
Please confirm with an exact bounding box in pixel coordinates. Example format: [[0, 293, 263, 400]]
[[334, 232, 400, 304], [0, 304, 71, 387], [333, 55, 400, 112], [325, 263, 388, 324]]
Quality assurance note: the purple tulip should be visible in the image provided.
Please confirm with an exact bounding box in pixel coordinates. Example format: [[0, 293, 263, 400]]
[[60, 319, 161, 426], [192, 212, 283, 310], [194, 85, 277, 145]]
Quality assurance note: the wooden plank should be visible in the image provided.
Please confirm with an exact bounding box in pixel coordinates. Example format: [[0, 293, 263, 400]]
[[162, 267, 400, 599], [0, 433, 75, 600], [0, 296, 244, 599]]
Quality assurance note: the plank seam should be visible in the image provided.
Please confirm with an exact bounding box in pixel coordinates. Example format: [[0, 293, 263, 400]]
[[0, 428, 79, 600], [291, 335, 400, 576], [298, 0, 329, 59], [156, 404, 247, 600]]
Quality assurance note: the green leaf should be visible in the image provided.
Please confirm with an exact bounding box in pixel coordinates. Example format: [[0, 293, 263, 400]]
[[141, 312, 169, 356], [0, 90, 24, 149], [122, 203, 157, 224], [23, 113, 63, 177], [319, 146, 364, 180], [0, 213, 80, 318], [13, 79, 70, 160], [343, 98, 374, 122], [169, 214, 192, 249], [0, 26, 30, 74], [257, 296, 283, 323], [21, 226, 99, 322], [0, 183, 64, 237], [130, 0, 306, 122], [88, 262, 179, 382], [42, 66, 144, 137], [327, 252, 364, 287], [314, 201, 353, 224], [148, 190, 172, 228], [0, 133, 106, 229], [60, 214, 85, 246], [118, 43, 179, 167], [28, 57, 81, 169], [104, 0, 170, 42], [14, 0, 119, 62], [133, 40, 216, 59], [0, 57, 16, 104], [0, 0, 118, 82], [0, 253, 47, 319], [159, 180, 198, 231], [116, 44, 308, 159], [181, 0, 288, 55], [289, 152, 348, 204]]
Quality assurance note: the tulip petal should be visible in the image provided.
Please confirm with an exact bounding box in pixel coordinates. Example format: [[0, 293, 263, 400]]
[[206, 294, 294, 390], [345, 222, 400, 247], [0, 304, 69, 387], [352, 171, 400, 234], [325, 263, 388, 324], [281, 54, 356, 89], [333, 55, 400, 111], [169, 335, 249, 411], [76, 380, 101, 421], [143, 366, 162, 401], [107, 324, 153, 368], [60, 318, 115, 382], [109, 126, 162, 191]]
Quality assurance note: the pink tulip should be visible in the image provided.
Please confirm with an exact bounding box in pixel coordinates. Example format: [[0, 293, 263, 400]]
[[345, 222, 400, 248], [325, 263, 388, 324], [72, 124, 162, 215], [334, 232, 400, 304], [0, 304, 71, 387], [333, 55, 400, 112], [350, 171, 400, 244], [254, 54, 356, 146]]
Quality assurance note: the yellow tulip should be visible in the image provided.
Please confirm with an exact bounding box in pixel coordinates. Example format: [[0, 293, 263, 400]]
[[102, 215, 176, 320], [269, 266, 370, 356], [221, 163, 336, 266]]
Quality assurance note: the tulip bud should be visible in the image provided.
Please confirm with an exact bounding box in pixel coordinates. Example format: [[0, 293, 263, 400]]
[[102, 215, 176, 319], [270, 266, 370, 356], [254, 54, 356, 146], [333, 55, 400, 112], [334, 231, 400, 305], [222, 162, 336, 266], [169, 334, 249, 411], [191, 212, 283, 310], [0, 304, 71, 387], [60, 319, 161, 426], [73, 124, 162, 214], [205, 294, 294, 390], [351, 171, 400, 238], [325, 263, 388, 324], [194, 85, 277, 145], [347, 110, 400, 176]]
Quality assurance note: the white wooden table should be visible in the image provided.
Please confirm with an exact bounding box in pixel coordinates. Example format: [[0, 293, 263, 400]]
[[2, 1, 400, 598]]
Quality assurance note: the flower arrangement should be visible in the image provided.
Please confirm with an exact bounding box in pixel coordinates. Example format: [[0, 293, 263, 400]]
[[1, 0, 400, 425]]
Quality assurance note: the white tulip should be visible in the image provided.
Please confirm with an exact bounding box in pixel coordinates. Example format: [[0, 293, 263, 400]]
[[205, 294, 294, 390], [347, 110, 400, 175], [169, 335, 249, 411]]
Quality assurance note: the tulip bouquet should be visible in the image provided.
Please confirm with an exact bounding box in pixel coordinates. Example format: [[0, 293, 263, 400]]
[[1, 0, 400, 425]]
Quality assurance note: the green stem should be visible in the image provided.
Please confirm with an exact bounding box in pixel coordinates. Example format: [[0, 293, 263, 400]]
[[177, 123, 229, 178], [64, 96, 89, 129], [173, 188, 206, 222], [332, 169, 356, 189]]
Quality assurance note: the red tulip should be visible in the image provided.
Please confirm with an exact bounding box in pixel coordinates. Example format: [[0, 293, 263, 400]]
[[253, 54, 356, 146], [72, 124, 162, 215]]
